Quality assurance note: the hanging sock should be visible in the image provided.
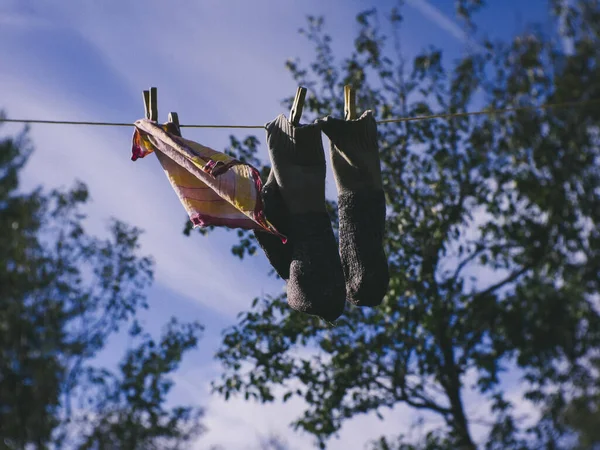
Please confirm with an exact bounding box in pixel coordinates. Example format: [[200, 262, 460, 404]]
[[131, 119, 284, 239], [317, 110, 389, 307], [254, 181, 293, 280], [257, 114, 346, 322]]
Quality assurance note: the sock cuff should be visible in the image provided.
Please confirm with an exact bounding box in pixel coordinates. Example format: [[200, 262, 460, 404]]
[[318, 110, 378, 155], [265, 114, 325, 166], [265, 114, 294, 160], [318, 111, 382, 192]]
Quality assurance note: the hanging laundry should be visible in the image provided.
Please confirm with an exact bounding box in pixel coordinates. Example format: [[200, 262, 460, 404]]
[[255, 115, 346, 322], [131, 119, 284, 239], [318, 110, 389, 307]]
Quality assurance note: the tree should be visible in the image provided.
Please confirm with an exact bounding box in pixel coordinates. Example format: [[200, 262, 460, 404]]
[[0, 116, 204, 449], [189, 1, 600, 448], [553, 356, 600, 450], [74, 319, 205, 449]]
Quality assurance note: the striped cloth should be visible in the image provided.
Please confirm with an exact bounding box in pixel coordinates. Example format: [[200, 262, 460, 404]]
[[131, 119, 284, 240]]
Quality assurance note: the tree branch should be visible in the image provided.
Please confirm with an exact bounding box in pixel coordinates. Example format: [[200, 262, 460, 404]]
[[378, 366, 452, 417], [449, 241, 521, 286], [450, 246, 487, 282], [472, 265, 531, 300], [398, 382, 452, 416]]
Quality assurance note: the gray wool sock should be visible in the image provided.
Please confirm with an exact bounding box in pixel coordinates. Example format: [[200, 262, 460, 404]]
[[257, 114, 345, 322], [254, 171, 292, 280], [317, 110, 389, 307]]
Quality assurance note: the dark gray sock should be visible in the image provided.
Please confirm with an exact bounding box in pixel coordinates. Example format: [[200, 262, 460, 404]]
[[338, 189, 388, 306], [287, 212, 346, 322], [317, 110, 389, 307], [254, 172, 292, 280], [258, 114, 345, 321]]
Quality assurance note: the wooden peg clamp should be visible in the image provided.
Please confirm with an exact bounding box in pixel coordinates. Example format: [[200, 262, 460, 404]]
[[289, 86, 307, 126], [142, 87, 158, 121], [344, 85, 356, 121]]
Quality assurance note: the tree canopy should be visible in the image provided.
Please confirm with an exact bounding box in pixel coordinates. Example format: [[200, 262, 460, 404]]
[[192, 1, 600, 448], [0, 117, 204, 449]]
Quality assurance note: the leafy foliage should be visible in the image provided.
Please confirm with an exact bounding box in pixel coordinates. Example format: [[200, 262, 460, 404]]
[[74, 319, 205, 450], [190, 1, 600, 448], [0, 119, 204, 449]]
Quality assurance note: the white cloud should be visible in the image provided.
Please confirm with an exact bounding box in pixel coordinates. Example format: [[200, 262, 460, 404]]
[[171, 351, 543, 449], [175, 366, 543, 450], [173, 361, 428, 450], [405, 0, 484, 52]]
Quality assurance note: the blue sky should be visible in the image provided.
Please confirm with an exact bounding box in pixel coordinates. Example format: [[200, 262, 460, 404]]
[[0, 1, 553, 448]]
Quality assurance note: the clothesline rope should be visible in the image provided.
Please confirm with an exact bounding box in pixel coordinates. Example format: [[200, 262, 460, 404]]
[[2, 98, 600, 129]]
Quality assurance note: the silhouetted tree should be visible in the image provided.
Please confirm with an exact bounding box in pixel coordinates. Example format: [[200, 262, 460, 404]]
[[0, 116, 204, 449], [188, 1, 600, 448]]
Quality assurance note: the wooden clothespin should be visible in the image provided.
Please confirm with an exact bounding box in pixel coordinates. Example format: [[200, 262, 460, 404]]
[[289, 86, 307, 126], [142, 87, 158, 121], [344, 85, 356, 121], [141, 86, 180, 136], [168, 112, 181, 137]]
